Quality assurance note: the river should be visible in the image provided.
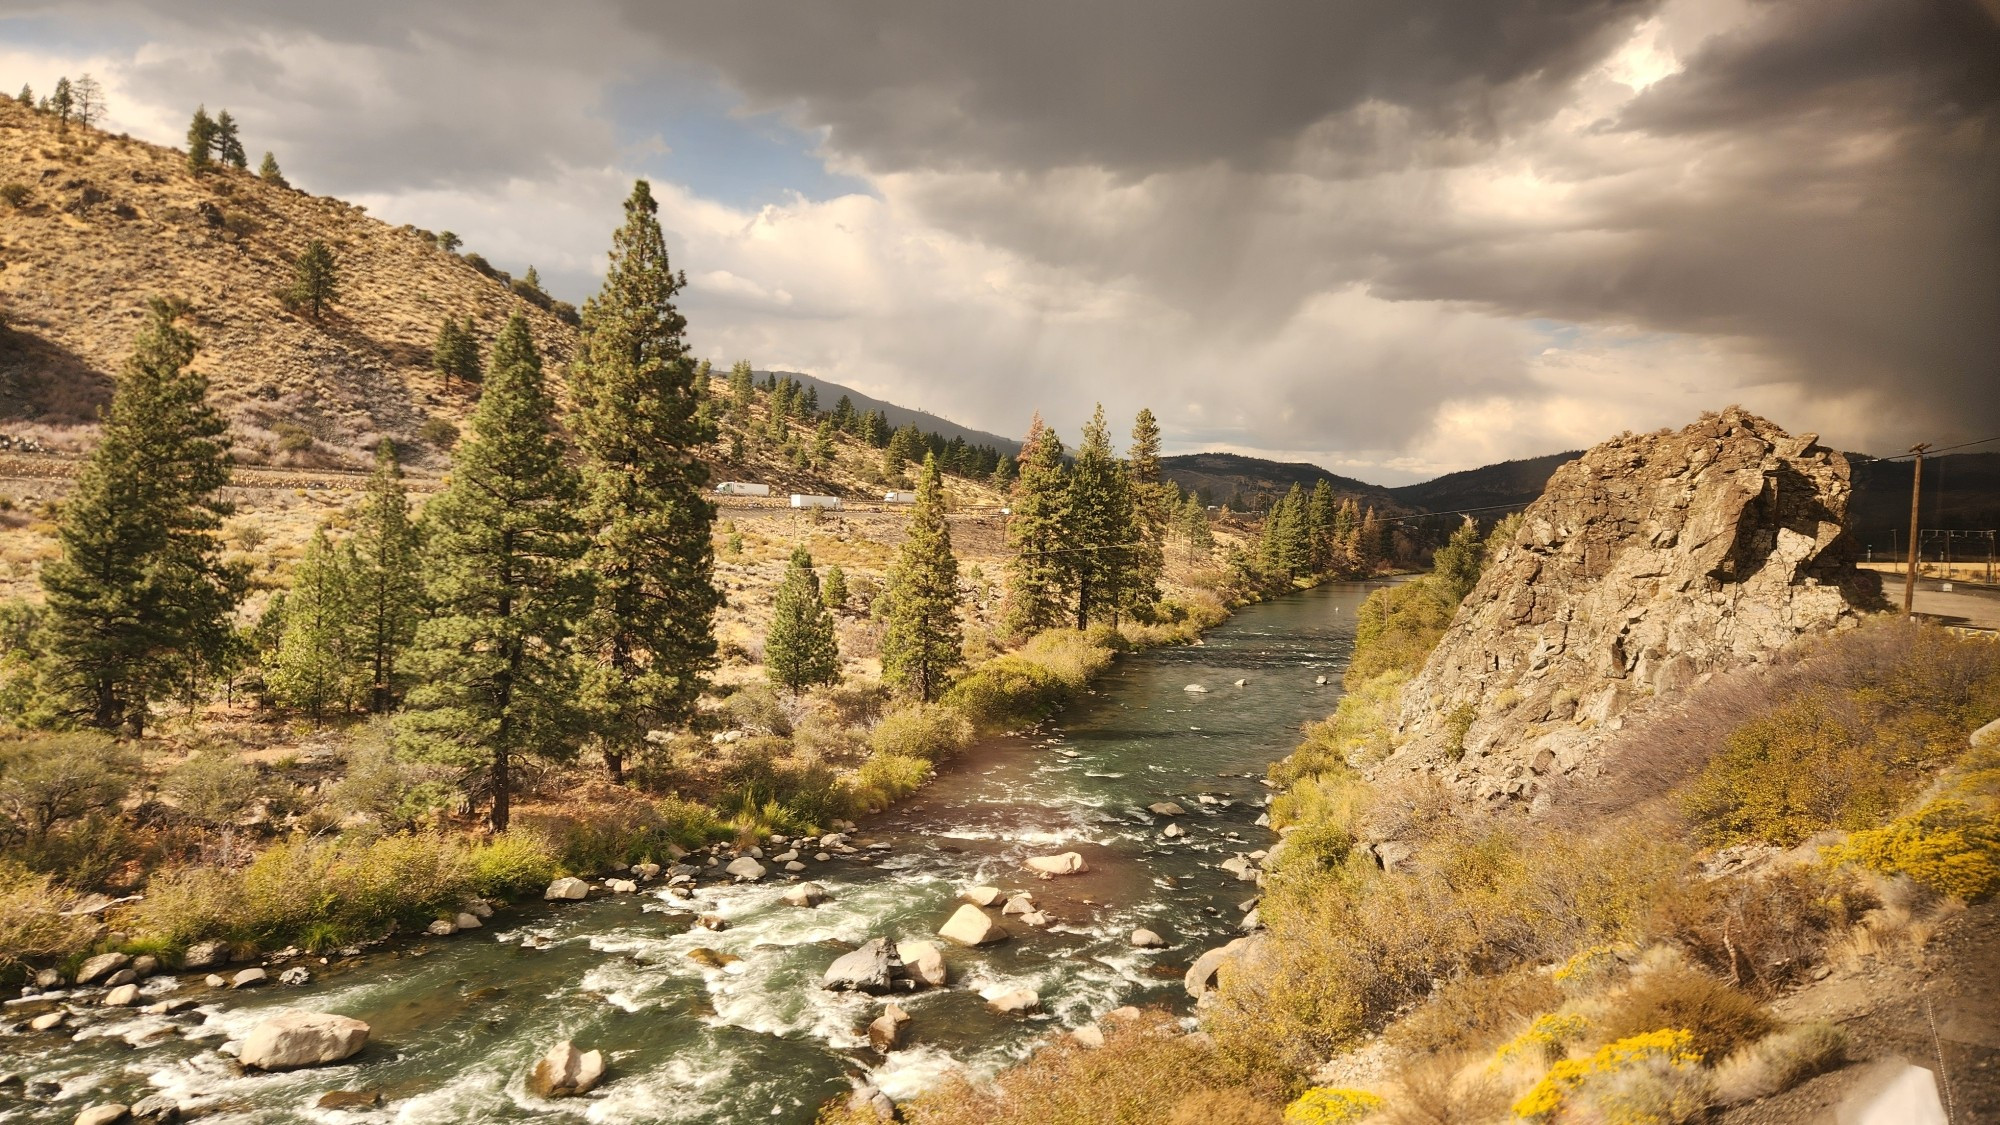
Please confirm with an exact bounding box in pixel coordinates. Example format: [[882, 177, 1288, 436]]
[[3, 582, 1380, 1124]]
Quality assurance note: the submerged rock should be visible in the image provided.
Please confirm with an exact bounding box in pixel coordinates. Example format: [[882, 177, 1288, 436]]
[[781, 882, 827, 907], [1024, 851, 1088, 877], [867, 1002, 911, 1051], [315, 1090, 381, 1110], [937, 903, 1007, 947], [128, 1093, 180, 1121], [239, 1012, 370, 1071], [1147, 801, 1185, 816], [528, 1040, 605, 1098], [985, 988, 1041, 1014], [1182, 684, 1209, 693], [74, 1106, 129, 1125]]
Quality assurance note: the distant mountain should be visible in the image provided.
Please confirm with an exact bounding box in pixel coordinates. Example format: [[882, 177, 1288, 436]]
[[760, 370, 1023, 455], [1385, 452, 1581, 517], [1159, 452, 1404, 512], [1847, 452, 2000, 557]]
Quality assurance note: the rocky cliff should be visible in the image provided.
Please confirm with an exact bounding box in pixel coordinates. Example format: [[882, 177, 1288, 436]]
[[1378, 408, 1883, 806]]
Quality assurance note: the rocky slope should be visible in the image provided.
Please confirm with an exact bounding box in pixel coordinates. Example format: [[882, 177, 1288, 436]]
[[1378, 408, 1885, 805]]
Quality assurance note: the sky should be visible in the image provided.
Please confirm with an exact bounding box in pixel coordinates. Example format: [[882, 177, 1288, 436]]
[[3, 0, 1995, 483]]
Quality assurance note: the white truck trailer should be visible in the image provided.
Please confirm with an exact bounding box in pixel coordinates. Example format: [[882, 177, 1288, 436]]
[[714, 482, 772, 497], [790, 494, 843, 510], [882, 490, 918, 504]]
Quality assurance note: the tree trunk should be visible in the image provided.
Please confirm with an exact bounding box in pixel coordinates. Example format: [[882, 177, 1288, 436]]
[[605, 750, 625, 786]]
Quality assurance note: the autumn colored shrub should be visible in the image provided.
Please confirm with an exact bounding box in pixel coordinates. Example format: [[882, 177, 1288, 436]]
[[1512, 1030, 1706, 1124], [1387, 963, 1564, 1056], [1650, 864, 1869, 993], [1830, 797, 2000, 901], [869, 703, 973, 762], [1283, 1087, 1382, 1124], [1493, 1012, 1592, 1066], [0, 863, 96, 979], [1712, 1022, 1847, 1106], [1597, 962, 1774, 1061]]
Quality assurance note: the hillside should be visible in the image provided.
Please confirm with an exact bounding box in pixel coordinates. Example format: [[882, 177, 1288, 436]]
[[1159, 451, 1402, 512], [1384, 450, 1579, 516], [1848, 451, 2000, 553], [763, 369, 1022, 457]]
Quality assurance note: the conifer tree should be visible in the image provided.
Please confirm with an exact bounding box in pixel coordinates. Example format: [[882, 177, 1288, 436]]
[[70, 75, 104, 128], [567, 180, 720, 782], [765, 547, 839, 696], [523, 265, 541, 292], [882, 455, 962, 702], [1358, 507, 1386, 572], [1064, 404, 1136, 628], [1260, 493, 1292, 583], [40, 300, 244, 734], [290, 240, 339, 318], [257, 151, 287, 187], [822, 563, 848, 611], [1126, 407, 1169, 613], [1179, 493, 1214, 563], [437, 230, 462, 253], [432, 317, 481, 390], [185, 105, 215, 171], [268, 528, 358, 720], [399, 314, 584, 832], [350, 440, 423, 712], [50, 78, 73, 127], [213, 109, 247, 169], [833, 394, 857, 431], [728, 360, 756, 419], [812, 419, 836, 466], [1307, 480, 1338, 574], [15, 85, 30, 108], [1003, 414, 1071, 637], [884, 422, 925, 475]]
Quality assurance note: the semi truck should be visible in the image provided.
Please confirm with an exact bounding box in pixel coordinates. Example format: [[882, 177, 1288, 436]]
[[882, 490, 918, 504], [714, 482, 772, 497], [790, 494, 842, 510]]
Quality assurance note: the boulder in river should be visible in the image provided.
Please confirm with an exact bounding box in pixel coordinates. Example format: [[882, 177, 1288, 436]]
[[1073, 1023, 1106, 1048], [279, 966, 312, 986], [1001, 893, 1035, 916], [74, 1106, 128, 1125], [180, 942, 227, 971], [781, 882, 827, 907], [30, 1011, 65, 1031], [725, 857, 768, 881], [455, 912, 483, 930], [239, 1011, 371, 1070], [103, 983, 140, 1007], [1018, 911, 1052, 928], [1024, 852, 1089, 877], [76, 952, 130, 985], [426, 919, 456, 936], [316, 1091, 382, 1110], [1183, 684, 1209, 693], [867, 1002, 911, 1051], [1147, 801, 1185, 816], [937, 903, 1008, 947], [544, 877, 589, 901], [1185, 935, 1266, 998], [231, 968, 268, 989], [528, 1040, 605, 1098], [961, 886, 1003, 907], [896, 941, 948, 987], [822, 938, 895, 993], [129, 1093, 181, 1121], [1162, 823, 1185, 839], [1130, 928, 1165, 948], [985, 988, 1041, 1014], [605, 879, 638, 894], [687, 948, 741, 970]]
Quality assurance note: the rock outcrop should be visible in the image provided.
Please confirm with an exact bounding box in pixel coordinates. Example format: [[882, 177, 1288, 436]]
[[1383, 409, 1879, 805]]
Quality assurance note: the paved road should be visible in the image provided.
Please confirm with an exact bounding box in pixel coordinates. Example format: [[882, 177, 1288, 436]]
[[1898, 578, 2000, 631]]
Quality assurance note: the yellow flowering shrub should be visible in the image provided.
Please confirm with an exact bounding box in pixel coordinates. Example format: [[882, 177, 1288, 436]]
[[1553, 944, 1623, 989], [1495, 1013, 1591, 1066], [1284, 1087, 1383, 1125], [1513, 1030, 1701, 1122], [1830, 796, 2000, 902]]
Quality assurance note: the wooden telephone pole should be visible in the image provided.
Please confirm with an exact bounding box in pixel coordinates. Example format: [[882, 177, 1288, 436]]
[[1904, 443, 1929, 617]]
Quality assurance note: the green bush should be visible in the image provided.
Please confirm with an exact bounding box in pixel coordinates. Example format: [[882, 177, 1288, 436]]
[[1830, 796, 2000, 901], [848, 752, 932, 811], [870, 703, 973, 761], [0, 863, 97, 979]]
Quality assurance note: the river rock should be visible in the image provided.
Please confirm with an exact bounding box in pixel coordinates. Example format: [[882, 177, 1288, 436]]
[[821, 938, 894, 993], [1183, 684, 1209, 693], [782, 882, 827, 907], [1130, 928, 1165, 948], [632, 862, 661, 879], [426, 919, 457, 936], [937, 903, 1007, 946], [453, 912, 483, 931], [961, 886, 1003, 907], [985, 988, 1041, 1014], [1218, 855, 1256, 881], [528, 1040, 605, 1097], [1024, 852, 1088, 877], [687, 947, 741, 969], [1162, 823, 1185, 839], [129, 1093, 180, 1121], [773, 850, 799, 863], [696, 913, 728, 931], [814, 852, 831, 862], [606, 879, 638, 894], [130, 955, 159, 978], [1018, 910, 1051, 928], [181, 942, 227, 971], [30, 1011, 65, 1031], [725, 857, 767, 881], [74, 1106, 128, 1125], [849, 1086, 896, 1118], [239, 1011, 371, 1070], [868, 1002, 911, 1051], [204, 975, 226, 988], [103, 983, 140, 1007], [1001, 893, 1035, 916], [1315, 675, 1328, 685], [34, 967, 64, 988], [1241, 908, 1262, 932], [1147, 801, 1185, 816], [76, 952, 130, 985], [784, 861, 807, 873], [544, 877, 589, 901], [231, 967, 268, 989], [896, 941, 947, 987], [1073, 1023, 1106, 1048], [1185, 935, 1266, 998], [104, 968, 138, 987]]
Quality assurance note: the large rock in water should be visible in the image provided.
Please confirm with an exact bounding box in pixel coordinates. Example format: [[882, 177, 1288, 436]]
[[937, 903, 1007, 946], [1382, 409, 1879, 805], [528, 1040, 605, 1097], [239, 1012, 370, 1070], [1024, 852, 1088, 876], [821, 938, 895, 992]]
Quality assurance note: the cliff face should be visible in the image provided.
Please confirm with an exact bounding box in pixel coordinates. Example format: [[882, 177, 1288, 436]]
[[1380, 408, 1882, 806]]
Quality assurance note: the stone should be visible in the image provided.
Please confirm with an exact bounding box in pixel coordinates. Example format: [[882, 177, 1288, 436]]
[[896, 941, 948, 988], [466, 899, 496, 918], [204, 975, 226, 988], [426, 919, 457, 936], [278, 966, 313, 986], [1219, 855, 1256, 881], [849, 1086, 896, 1118], [814, 852, 832, 863], [34, 968, 63, 988], [867, 1002, 911, 1050], [181, 942, 227, 971], [1147, 801, 1185, 816], [30, 1010, 65, 1031], [1162, 823, 1185, 839], [1001, 893, 1035, 916], [961, 885, 1003, 907], [1072, 1023, 1106, 1048], [937, 903, 1008, 946], [130, 955, 160, 978], [230, 967, 268, 989], [315, 1090, 381, 1110], [455, 912, 483, 930], [544, 877, 589, 901], [687, 948, 741, 969], [1018, 911, 1051, 928], [632, 863, 661, 879], [75, 1106, 129, 1125], [725, 857, 767, 881], [773, 850, 799, 863], [1315, 675, 1328, 685], [1240, 909, 1262, 932], [1130, 928, 1165, 948], [781, 882, 827, 907], [1233, 678, 1248, 687], [1024, 851, 1088, 876], [985, 988, 1041, 1014], [103, 983, 141, 1006], [696, 913, 728, 931], [128, 1094, 180, 1121], [239, 1011, 371, 1070], [784, 861, 807, 873], [1183, 684, 1210, 693], [528, 1040, 605, 1098], [76, 952, 131, 985], [1185, 935, 1266, 998], [104, 969, 138, 987], [822, 938, 895, 993]]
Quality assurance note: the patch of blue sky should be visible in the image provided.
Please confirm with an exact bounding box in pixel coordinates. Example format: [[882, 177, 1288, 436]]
[[603, 71, 869, 208]]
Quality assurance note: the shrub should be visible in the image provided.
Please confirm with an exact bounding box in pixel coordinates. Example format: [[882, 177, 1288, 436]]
[[870, 704, 972, 761], [1169, 1088, 1283, 1125], [1651, 864, 1869, 992], [1346, 578, 1459, 686], [1829, 797, 2000, 901], [0, 731, 137, 845], [417, 416, 459, 450], [0, 864, 96, 977], [1712, 1022, 1847, 1106], [848, 752, 931, 811], [1283, 1087, 1382, 1124], [944, 655, 1072, 727], [1512, 1030, 1704, 1123], [1597, 962, 1774, 1061], [725, 680, 794, 736], [1274, 671, 1404, 782], [0, 182, 30, 207], [1388, 964, 1564, 1057], [163, 748, 262, 829], [466, 832, 558, 899], [1492, 1011, 1591, 1066]]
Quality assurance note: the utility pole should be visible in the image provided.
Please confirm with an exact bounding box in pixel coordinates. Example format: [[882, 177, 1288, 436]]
[[1904, 443, 1929, 617]]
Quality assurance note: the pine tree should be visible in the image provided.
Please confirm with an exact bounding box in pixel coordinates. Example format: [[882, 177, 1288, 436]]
[[568, 180, 720, 782], [765, 547, 840, 696], [1307, 480, 1338, 574], [1126, 407, 1168, 613], [350, 440, 423, 712], [822, 564, 848, 611], [50, 78, 73, 127], [185, 105, 215, 171], [213, 109, 247, 168], [1260, 492, 1292, 584], [833, 394, 856, 431], [1179, 493, 1214, 563], [399, 314, 584, 832], [268, 528, 359, 720], [1002, 414, 1071, 637], [432, 317, 481, 390], [863, 411, 892, 448], [290, 240, 339, 318], [884, 422, 925, 475], [437, 230, 462, 253], [1358, 507, 1386, 573], [882, 455, 962, 701], [1064, 404, 1135, 629], [14, 85, 29, 108], [39, 299, 245, 734], [523, 265, 542, 292], [812, 419, 836, 466], [1432, 517, 1486, 604], [257, 151, 287, 187], [729, 359, 756, 419]]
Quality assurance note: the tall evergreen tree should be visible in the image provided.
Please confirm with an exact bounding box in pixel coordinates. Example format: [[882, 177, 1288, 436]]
[[882, 455, 962, 702], [399, 315, 583, 832], [213, 109, 247, 169], [185, 105, 215, 171], [257, 151, 287, 187], [290, 240, 339, 318], [432, 317, 481, 390], [268, 528, 358, 720], [40, 300, 244, 734], [822, 564, 848, 611], [1358, 506, 1386, 573], [884, 422, 925, 475], [832, 394, 857, 431], [350, 440, 423, 712], [1064, 404, 1135, 629], [50, 78, 73, 127], [1307, 480, 1338, 574], [1126, 407, 1168, 613], [568, 180, 720, 783], [1179, 493, 1214, 563], [1002, 414, 1070, 637], [15, 85, 30, 108], [728, 359, 756, 419], [765, 547, 839, 696]]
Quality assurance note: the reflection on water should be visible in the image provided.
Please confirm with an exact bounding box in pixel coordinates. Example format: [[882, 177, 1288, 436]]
[[0, 583, 1382, 1125]]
